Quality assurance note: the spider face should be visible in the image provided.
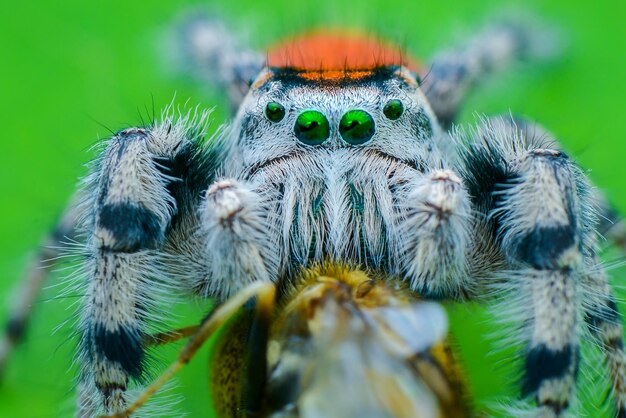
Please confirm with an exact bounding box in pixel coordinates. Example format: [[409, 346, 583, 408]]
[[231, 66, 440, 177], [211, 64, 448, 279]]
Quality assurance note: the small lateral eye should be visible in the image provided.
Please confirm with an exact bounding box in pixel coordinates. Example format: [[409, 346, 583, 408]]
[[294, 110, 330, 145], [383, 99, 404, 120], [265, 102, 285, 123], [339, 110, 375, 145]]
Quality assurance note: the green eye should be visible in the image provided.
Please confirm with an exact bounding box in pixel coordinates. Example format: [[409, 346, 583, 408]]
[[294, 110, 330, 145], [339, 110, 375, 145], [383, 99, 404, 120], [265, 102, 285, 123]]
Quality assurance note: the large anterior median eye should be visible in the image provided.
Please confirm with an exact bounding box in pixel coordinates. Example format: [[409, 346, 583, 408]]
[[294, 110, 330, 145], [265, 102, 285, 123], [339, 110, 375, 145]]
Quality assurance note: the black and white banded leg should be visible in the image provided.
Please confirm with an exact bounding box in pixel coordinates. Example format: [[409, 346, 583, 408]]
[[584, 267, 626, 417], [76, 115, 219, 416], [76, 114, 280, 416], [0, 200, 80, 378], [423, 20, 554, 128], [175, 14, 264, 109], [461, 118, 598, 416], [461, 117, 626, 416], [499, 149, 586, 416], [77, 125, 179, 415], [501, 153, 587, 416]]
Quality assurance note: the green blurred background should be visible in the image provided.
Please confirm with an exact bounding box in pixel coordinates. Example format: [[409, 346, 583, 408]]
[[1, 0, 625, 416]]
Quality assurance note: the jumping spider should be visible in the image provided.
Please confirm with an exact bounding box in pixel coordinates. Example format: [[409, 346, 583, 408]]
[[1, 14, 625, 418]]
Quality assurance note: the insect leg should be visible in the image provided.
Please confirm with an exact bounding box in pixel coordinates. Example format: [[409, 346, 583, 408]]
[[399, 169, 473, 299], [143, 325, 201, 347], [100, 281, 276, 418]]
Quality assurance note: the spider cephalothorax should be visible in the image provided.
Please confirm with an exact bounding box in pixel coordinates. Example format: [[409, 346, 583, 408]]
[[2, 15, 626, 418], [220, 62, 449, 280]]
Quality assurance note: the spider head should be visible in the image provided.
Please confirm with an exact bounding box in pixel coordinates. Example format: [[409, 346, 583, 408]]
[[227, 32, 444, 176]]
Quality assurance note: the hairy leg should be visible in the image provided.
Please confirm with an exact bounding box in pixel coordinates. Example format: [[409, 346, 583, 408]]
[[181, 178, 279, 300], [0, 196, 81, 378], [423, 20, 555, 128], [100, 281, 275, 418], [398, 169, 473, 299], [497, 152, 583, 415], [76, 111, 219, 416], [514, 116, 626, 255], [584, 266, 626, 417], [175, 15, 264, 109], [78, 126, 178, 415], [489, 118, 626, 416], [461, 118, 602, 416]]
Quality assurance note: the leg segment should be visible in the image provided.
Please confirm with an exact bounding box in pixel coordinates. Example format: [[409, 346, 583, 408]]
[[502, 152, 585, 415], [584, 267, 626, 417], [144, 325, 200, 347], [461, 118, 595, 415], [176, 178, 279, 301], [423, 20, 556, 127], [101, 281, 275, 418], [79, 126, 178, 414], [399, 169, 473, 299], [77, 113, 218, 416], [175, 15, 264, 109], [499, 149, 585, 415], [0, 199, 80, 378]]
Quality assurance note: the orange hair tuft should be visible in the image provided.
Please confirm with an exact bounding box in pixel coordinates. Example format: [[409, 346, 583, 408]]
[[267, 29, 420, 73]]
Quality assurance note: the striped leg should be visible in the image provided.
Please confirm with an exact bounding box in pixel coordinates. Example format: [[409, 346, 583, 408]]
[[0, 197, 80, 378], [423, 20, 555, 128], [100, 281, 276, 418], [77, 115, 214, 416], [584, 267, 626, 417], [496, 148, 588, 416], [175, 15, 264, 109], [459, 117, 626, 415], [78, 126, 175, 415]]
